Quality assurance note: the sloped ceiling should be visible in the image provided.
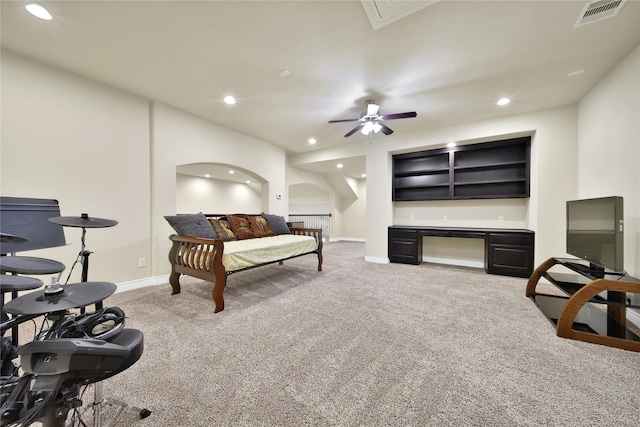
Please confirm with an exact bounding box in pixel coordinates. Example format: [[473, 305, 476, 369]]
[[2, 1, 639, 180]]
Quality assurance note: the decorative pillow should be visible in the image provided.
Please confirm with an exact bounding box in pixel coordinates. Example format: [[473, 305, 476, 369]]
[[227, 215, 254, 240], [248, 215, 277, 238], [209, 218, 237, 242], [261, 213, 291, 235], [164, 213, 216, 238]]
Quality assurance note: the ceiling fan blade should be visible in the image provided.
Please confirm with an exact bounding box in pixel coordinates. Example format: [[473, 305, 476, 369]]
[[380, 123, 394, 135], [381, 111, 417, 120], [329, 118, 360, 123], [344, 124, 363, 137]]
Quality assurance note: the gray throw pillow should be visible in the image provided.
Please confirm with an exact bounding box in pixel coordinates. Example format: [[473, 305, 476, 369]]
[[261, 213, 291, 235], [164, 213, 217, 238]]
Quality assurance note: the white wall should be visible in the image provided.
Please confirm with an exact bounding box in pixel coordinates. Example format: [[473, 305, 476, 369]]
[[289, 201, 330, 214], [176, 174, 262, 214], [1, 50, 152, 284], [337, 179, 367, 240], [364, 106, 578, 266], [577, 45, 639, 277], [288, 182, 331, 215], [1, 50, 288, 285], [4, 44, 637, 285], [150, 102, 287, 276]]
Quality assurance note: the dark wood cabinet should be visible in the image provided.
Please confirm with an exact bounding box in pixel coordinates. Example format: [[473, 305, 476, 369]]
[[388, 226, 535, 278], [388, 228, 422, 264], [392, 137, 531, 201], [486, 232, 535, 278]]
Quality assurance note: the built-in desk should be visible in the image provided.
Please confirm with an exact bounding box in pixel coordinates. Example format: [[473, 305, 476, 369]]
[[388, 226, 535, 278]]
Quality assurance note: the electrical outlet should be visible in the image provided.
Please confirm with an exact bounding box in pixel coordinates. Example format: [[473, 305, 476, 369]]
[[498, 216, 504, 223], [443, 215, 448, 222], [138, 257, 146, 268]]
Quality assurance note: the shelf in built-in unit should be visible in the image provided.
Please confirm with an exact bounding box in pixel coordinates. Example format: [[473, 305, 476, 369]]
[[392, 136, 531, 201], [395, 167, 450, 177], [395, 183, 449, 189], [453, 160, 527, 171], [454, 178, 527, 186]]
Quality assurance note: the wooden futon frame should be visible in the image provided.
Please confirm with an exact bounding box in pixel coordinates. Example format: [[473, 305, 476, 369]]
[[168, 226, 323, 313]]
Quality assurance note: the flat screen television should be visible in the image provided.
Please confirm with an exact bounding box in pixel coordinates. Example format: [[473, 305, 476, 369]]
[[566, 196, 624, 273]]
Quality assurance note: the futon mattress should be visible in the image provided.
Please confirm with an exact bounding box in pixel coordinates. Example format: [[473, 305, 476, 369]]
[[222, 234, 317, 272]]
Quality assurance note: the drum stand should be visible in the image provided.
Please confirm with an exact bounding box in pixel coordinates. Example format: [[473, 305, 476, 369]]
[[48, 214, 134, 427]]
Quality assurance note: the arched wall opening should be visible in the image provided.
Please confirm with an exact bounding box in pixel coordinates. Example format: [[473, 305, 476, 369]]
[[176, 162, 266, 214]]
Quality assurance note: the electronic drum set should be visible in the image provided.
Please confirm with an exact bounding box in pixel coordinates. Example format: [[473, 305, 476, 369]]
[[0, 214, 149, 427]]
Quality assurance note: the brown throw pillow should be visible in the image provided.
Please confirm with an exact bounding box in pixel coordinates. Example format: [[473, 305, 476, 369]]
[[209, 219, 237, 242], [227, 215, 254, 240], [248, 215, 277, 238]]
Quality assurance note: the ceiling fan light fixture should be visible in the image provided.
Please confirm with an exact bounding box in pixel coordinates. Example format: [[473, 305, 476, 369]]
[[26, 3, 52, 20], [361, 121, 375, 135], [329, 100, 416, 138]]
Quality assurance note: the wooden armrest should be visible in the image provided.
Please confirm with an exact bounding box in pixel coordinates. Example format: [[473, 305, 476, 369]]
[[168, 234, 224, 273], [290, 228, 323, 247]]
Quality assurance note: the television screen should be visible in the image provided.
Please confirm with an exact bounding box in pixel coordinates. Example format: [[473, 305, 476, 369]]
[[566, 196, 623, 272]]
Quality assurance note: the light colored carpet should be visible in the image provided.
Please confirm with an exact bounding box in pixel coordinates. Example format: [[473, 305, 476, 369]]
[[101, 241, 639, 426]]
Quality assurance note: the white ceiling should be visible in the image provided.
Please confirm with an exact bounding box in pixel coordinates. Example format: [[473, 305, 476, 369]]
[[2, 0, 639, 181]]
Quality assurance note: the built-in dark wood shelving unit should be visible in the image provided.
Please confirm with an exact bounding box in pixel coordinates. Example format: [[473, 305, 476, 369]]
[[392, 136, 531, 201]]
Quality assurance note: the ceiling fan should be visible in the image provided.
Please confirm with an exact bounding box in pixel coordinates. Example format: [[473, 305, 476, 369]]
[[329, 100, 417, 137]]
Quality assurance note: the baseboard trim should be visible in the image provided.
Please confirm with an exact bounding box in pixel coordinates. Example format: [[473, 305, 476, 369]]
[[115, 275, 169, 293], [365, 256, 389, 264], [422, 256, 484, 269], [330, 237, 366, 242]]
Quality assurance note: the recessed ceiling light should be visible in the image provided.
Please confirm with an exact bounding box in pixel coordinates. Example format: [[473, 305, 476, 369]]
[[204, 174, 210, 178], [447, 142, 457, 148], [223, 96, 236, 105], [568, 69, 585, 77], [337, 163, 343, 169], [308, 138, 317, 145], [497, 98, 511, 106], [228, 170, 235, 174], [246, 180, 251, 184], [278, 69, 291, 77], [361, 173, 367, 178], [26, 3, 52, 20]]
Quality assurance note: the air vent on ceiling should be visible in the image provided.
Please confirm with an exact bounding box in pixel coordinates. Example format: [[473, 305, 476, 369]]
[[574, 0, 627, 28], [361, 0, 439, 30]]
